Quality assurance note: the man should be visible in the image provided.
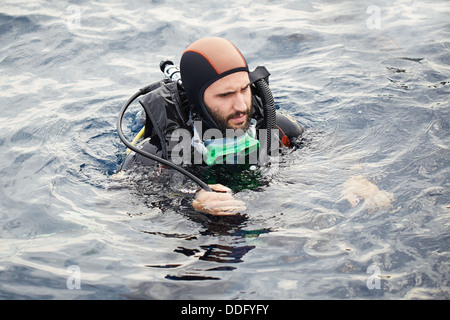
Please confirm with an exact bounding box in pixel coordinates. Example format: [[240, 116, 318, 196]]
[[121, 37, 304, 216]]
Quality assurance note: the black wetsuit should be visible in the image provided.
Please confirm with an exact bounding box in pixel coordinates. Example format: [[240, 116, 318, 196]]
[[121, 80, 304, 172]]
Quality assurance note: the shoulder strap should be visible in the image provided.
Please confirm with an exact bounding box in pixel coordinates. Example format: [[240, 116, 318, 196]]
[[138, 80, 190, 159], [249, 66, 270, 85]]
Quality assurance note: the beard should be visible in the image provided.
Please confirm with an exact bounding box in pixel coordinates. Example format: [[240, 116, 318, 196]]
[[207, 103, 253, 133]]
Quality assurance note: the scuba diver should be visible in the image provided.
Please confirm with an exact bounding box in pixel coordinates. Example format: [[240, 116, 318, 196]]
[[117, 37, 304, 216]]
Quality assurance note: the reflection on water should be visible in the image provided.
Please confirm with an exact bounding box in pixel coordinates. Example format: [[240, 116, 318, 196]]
[[128, 182, 273, 281], [0, 0, 449, 299]]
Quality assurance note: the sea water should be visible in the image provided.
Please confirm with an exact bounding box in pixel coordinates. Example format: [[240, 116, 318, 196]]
[[0, 0, 448, 299]]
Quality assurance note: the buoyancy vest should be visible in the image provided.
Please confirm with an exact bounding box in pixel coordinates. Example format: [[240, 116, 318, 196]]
[[139, 79, 191, 160], [120, 73, 304, 170]]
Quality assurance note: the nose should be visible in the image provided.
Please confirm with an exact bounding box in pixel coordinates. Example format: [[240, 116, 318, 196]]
[[233, 92, 247, 112]]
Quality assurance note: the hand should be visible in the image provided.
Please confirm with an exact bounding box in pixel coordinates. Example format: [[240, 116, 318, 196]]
[[192, 184, 246, 216], [341, 176, 394, 212]]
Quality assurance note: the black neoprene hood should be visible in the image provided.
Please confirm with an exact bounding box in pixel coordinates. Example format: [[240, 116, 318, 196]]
[[180, 37, 249, 129]]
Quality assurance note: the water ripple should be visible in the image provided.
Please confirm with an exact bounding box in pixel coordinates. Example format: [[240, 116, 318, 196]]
[[0, 0, 448, 300]]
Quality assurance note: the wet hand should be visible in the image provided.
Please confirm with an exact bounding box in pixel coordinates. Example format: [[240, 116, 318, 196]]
[[341, 176, 394, 212], [192, 184, 246, 216]]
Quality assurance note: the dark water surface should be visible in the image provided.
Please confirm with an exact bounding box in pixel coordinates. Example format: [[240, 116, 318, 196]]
[[0, 0, 449, 299]]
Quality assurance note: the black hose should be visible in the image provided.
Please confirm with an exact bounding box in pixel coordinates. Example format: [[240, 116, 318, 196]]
[[254, 79, 277, 156], [116, 87, 212, 192], [117, 73, 276, 191]]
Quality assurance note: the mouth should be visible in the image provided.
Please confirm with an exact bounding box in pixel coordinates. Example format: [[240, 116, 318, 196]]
[[228, 112, 247, 126]]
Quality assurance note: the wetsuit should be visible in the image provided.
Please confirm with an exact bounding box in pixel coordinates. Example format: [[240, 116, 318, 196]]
[[119, 37, 304, 192], [120, 80, 304, 171]]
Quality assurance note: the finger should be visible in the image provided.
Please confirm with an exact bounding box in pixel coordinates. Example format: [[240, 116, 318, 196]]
[[208, 199, 245, 209], [208, 184, 232, 193], [193, 199, 246, 214], [197, 197, 245, 209], [195, 191, 232, 203], [206, 205, 247, 216], [195, 189, 235, 202]]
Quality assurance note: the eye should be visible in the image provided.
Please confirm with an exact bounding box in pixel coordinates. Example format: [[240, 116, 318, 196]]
[[241, 84, 250, 93]]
